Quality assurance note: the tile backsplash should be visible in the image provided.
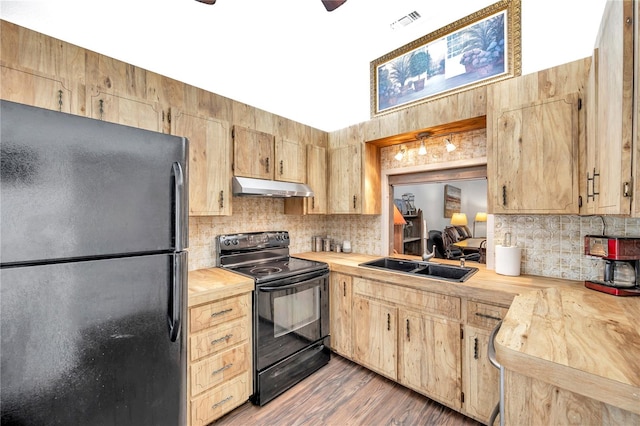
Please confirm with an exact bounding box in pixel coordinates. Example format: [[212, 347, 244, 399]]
[[494, 215, 640, 281], [188, 196, 381, 271]]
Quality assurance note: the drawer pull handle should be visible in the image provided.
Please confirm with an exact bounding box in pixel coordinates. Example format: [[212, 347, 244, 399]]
[[212, 363, 233, 376], [387, 313, 391, 331], [211, 395, 233, 409], [406, 319, 410, 341], [211, 308, 233, 318], [211, 334, 233, 346], [343, 282, 346, 297], [475, 312, 502, 322]]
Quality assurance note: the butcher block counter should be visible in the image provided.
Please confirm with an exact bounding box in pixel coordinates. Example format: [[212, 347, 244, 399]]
[[293, 251, 640, 422], [293, 251, 581, 306], [188, 267, 254, 307], [496, 287, 640, 419]]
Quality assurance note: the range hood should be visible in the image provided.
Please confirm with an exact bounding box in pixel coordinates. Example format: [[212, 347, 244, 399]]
[[232, 176, 314, 198]]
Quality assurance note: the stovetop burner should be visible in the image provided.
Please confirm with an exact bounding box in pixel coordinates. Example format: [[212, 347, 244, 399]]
[[250, 266, 283, 275], [217, 231, 328, 283]]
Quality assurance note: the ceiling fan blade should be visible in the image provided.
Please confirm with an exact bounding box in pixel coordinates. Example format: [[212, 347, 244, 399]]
[[322, 0, 347, 12], [195, 0, 216, 4]]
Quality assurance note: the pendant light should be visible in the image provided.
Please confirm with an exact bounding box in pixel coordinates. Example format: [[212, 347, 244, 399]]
[[445, 133, 456, 152], [394, 145, 406, 161]]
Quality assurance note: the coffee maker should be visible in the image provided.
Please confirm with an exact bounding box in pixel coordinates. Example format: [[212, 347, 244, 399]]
[[584, 235, 640, 296]]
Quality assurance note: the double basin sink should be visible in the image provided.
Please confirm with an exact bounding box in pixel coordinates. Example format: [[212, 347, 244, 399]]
[[359, 257, 478, 283]]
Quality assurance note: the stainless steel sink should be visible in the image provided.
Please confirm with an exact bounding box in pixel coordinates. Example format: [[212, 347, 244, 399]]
[[359, 257, 478, 283]]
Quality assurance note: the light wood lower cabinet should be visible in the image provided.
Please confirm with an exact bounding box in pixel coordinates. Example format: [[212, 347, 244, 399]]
[[331, 272, 510, 424], [188, 293, 252, 426], [329, 272, 352, 358], [463, 301, 508, 423], [352, 294, 397, 380], [399, 310, 462, 410]]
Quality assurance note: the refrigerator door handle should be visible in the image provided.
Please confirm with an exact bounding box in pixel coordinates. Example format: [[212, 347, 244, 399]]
[[168, 252, 187, 342], [172, 162, 187, 252]]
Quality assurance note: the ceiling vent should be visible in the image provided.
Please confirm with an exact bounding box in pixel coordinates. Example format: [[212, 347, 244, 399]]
[[390, 11, 421, 30]]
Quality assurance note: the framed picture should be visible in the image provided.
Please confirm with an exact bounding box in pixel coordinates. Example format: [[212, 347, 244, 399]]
[[444, 185, 461, 218], [370, 0, 521, 117]]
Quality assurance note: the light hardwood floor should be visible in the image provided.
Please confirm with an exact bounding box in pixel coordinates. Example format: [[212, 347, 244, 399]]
[[213, 354, 482, 426]]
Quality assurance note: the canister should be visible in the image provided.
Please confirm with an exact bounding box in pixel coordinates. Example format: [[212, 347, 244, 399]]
[[314, 236, 323, 252], [323, 238, 331, 252]]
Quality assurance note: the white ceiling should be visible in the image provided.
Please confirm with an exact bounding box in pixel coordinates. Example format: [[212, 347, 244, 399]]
[[1, 0, 607, 131]]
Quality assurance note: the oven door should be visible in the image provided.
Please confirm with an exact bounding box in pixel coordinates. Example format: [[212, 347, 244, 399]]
[[255, 270, 329, 371]]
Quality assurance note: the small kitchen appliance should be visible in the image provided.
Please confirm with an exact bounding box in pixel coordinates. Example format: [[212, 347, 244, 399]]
[[217, 231, 330, 405], [584, 235, 640, 296]]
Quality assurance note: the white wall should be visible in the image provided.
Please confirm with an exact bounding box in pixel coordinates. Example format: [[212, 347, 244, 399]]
[[394, 179, 488, 237]]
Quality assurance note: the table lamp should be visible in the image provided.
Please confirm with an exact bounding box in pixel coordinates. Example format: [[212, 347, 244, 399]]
[[450, 212, 468, 226], [473, 212, 487, 237]]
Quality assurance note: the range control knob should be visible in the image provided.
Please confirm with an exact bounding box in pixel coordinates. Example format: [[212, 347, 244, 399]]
[[223, 239, 231, 246], [232, 239, 239, 245]]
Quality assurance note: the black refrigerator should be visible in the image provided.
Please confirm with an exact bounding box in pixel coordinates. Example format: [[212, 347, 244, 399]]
[[0, 100, 188, 425]]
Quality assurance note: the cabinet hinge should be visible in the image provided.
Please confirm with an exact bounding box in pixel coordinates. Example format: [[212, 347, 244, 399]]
[[623, 182, 632, 197], [461, 392, 465, 403], [578, 98, 582, 110]]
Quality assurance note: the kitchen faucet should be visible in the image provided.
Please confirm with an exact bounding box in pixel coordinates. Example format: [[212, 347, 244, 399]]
[[422, 219, 435, 261]]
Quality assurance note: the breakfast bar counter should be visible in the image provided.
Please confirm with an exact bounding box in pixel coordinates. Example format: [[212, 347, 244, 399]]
[[495, 286, 640, 420]]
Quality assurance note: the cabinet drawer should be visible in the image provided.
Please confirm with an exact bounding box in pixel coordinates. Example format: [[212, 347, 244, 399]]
[[190, 317, 250, 361], [466, 301, 508, 329], [190, 371, 250, 426], [354, 278, 460, 320], [190, 294, 250, 334], [190, 343, 250, 397]]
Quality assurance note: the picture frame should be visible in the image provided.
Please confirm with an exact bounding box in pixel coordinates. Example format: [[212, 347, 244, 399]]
[[370, 0, 521, 117], [444, 185, 461, 218]]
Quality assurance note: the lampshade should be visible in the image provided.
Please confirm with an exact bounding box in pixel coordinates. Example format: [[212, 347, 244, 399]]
[[450, 212, 468, 226], [393, 205, 406, 225], [474, 212, 487, 222]]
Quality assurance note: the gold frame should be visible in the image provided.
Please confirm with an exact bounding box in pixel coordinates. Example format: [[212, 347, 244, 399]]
[[370, 0, 521, 117]]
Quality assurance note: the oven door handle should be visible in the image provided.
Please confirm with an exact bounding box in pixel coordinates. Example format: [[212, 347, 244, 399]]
[[259, 275, 327, 292]]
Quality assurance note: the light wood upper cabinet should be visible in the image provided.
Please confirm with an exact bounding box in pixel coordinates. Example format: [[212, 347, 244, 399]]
[[0, 66, 75, 114], [329, 144, 363, 214], [173, 110, 232, 216], [584, 0, 634, 215], [232, 125, 274, 180], [399, 310, 461, 410], [275, 137, 305, 183], [329, 272, 352, 358], [88, 89, 164, 132], [492, 93, 580, 214], [233, 125, 306, 184], [283, 144, 328, 215]]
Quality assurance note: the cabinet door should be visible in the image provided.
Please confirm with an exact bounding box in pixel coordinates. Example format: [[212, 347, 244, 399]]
[[1, 65, 73, 114], [463, 325, 499, 422], [275, 137, 305, 183], [493, 93, 580, 214], [399, 310, 461, 410], [329, 273, 352, 358], [353, 296, 397, 380], [88, 89, 163, 132], [586, 0, 634, 215], [172, 110, 231, 216], [328, 144, 362, 214], [283, 144, 327, 215], [306, 145, 328, 214], [232, 125, 274, 180]]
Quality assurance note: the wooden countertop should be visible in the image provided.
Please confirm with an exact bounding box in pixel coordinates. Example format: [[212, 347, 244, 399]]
[[495, 287, 640, 414], [293, 251, 581, 306], [188, 267, 254, 307]]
